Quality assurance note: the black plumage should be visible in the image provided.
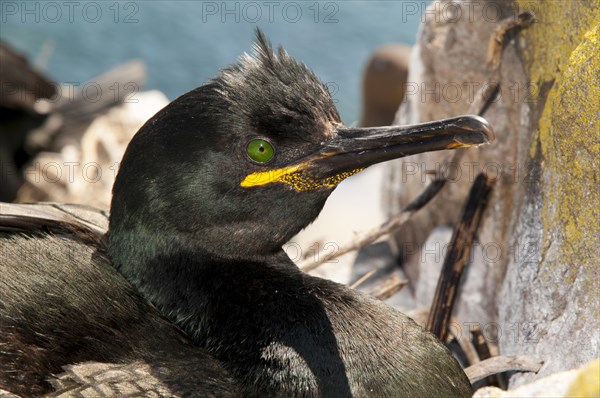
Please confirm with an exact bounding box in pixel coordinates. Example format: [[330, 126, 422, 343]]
[[0, 205, 239, 397], [1, 30, 494, 397]]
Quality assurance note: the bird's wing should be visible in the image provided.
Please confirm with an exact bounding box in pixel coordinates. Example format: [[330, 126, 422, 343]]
[[0, 202, 108, 247]]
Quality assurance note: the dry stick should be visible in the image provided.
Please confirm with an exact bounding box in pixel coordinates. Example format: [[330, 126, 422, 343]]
[[471, 326, 506, 388], [411, 308, 481, 367], [349, 269, 377, 289], [471, 326, 493, 360], [465, 355, 543, 384], [299, 178, 447, 272], [452, 329, 481, 369], [426, 173, 495, 341], [487, 11, 535, 68], [366, 274, 408, 301]]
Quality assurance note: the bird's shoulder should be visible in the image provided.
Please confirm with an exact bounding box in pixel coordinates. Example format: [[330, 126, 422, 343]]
[[192, 259, 471, 397], [0, 203, 239, 397]]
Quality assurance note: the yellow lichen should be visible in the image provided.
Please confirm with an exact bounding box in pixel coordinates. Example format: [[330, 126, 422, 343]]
[[516, 1, 600, 87], [565, 359, 600, 398], [517, 0, 599, 290], [540, 24, 599, 275], [519, 1, 600, 159]]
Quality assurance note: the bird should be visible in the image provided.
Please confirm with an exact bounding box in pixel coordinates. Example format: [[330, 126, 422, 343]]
[[0, 29, 494, 397]]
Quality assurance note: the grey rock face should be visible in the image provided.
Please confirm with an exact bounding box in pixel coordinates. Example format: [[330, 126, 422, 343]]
[[383, 0, 599, 385]]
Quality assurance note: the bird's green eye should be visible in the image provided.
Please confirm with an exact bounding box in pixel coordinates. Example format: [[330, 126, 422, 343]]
[[246, 139, 275, 163]]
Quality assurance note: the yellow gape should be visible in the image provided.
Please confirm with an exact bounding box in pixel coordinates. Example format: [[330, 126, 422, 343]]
[[241, 165, 364, 192]]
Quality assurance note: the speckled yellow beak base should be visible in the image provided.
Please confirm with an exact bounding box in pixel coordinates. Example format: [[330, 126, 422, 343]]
[[241, 163, 364, 192]]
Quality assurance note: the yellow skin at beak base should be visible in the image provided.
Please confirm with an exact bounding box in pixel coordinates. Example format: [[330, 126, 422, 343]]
[[241, 164, 364, 192]]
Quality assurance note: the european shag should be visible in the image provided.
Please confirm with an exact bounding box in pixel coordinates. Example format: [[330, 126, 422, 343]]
[[0, 30, 494, 397]]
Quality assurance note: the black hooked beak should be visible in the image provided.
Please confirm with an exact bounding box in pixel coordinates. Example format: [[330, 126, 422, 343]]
[[310, 115, 494, 177]]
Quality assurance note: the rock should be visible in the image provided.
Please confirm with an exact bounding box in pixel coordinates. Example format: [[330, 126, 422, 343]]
[[360, 44, 411, 127], [383, 0, 599, 386], [0, 42, 57, 201], [472, 359, 600, 397], [498, 16, 599, 384], [0, 42, 56, 112], [1, 57, 146, 203], [17, 91, 169, 210]]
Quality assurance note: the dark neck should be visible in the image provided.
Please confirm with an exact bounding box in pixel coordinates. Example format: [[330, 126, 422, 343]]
[[108, 233, 298, 336], [108, 242, 353, 396]]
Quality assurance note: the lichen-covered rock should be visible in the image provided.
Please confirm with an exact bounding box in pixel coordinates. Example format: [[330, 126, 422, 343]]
[[384, 0, 599, 385], [498, 12, 599, 384]]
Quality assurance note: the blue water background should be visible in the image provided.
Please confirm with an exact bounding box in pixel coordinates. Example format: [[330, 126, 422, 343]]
[[1, 1, 428, 124]]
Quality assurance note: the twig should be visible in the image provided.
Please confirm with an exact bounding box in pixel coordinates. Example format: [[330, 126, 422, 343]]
[[427, 173, 495, 341], [476, 11, 535, 116], [410, 308, 481, 367], [465, 355, 543, 384], [487, 11, 535, 68], [349, 269, 377, 289], [472, 327, 493, 360], [472, 326, 506, 387], [299, 178, 447, 272], [475, 11, 535, 117], [366, 274, 407, 301], [454, 330, 481, 369]]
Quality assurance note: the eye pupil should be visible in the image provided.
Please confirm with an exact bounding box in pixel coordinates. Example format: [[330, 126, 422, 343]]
[[247, 139, 275, 163]]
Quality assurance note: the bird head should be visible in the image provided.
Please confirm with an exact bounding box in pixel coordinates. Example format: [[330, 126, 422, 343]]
[[109, 29, 493, 265]]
